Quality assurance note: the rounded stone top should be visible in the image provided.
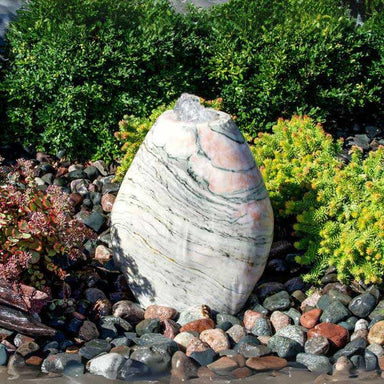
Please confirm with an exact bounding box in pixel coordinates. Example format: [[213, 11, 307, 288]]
[[173, 93, 219, 123]]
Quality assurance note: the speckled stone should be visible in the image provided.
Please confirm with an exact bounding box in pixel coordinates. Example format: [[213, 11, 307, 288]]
[[111, 94, 273, 314], [263, 291, 291, 311]]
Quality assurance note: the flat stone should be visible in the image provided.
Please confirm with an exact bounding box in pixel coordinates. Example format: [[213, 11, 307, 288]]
[[296, 353, 331, 373], [112, 300, 145, 324], [79, 339, 111, 360], [267, 335, 303, 358], [111, 96, 273, 314], [200, 328, 230, 352], [368, 320, 384, 345], [304, 336, 329, 355], [300, 309, 322, 329], [0, 305, 56, 337], [367, 343, 384, 357], [246, 356, 287, 370], [180, 319, 215, 334], [16, 341, 39, 357], [207, 356, 238, 374], [263, 291, 291, 311], [42, 353, 82, 374], [236, 343, 271, 358], [270, 311, 291, 331], [320, 301, 350, 323], [144, 305, 178, 321], [232, 366, 252, 378], [348, 293, 377, 318], [117, 359, 150, 380], [171, 351, 198, 380], [25, 355, 43, 366], [87, 352, 125, 379], [307, 323, 349, 348]]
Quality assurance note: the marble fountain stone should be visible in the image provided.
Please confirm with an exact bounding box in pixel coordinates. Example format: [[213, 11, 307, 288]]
[[111, 94, 273, 314]]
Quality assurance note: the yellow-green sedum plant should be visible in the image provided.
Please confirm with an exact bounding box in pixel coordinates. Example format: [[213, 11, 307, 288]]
[[250, 115, 384, 284]]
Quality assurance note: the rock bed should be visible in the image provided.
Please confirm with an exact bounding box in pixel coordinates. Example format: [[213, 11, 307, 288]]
[[0, 149, 384, 382]]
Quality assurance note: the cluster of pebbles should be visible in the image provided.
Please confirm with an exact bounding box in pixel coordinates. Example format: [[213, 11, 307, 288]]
[[1, 147, 384, 383]]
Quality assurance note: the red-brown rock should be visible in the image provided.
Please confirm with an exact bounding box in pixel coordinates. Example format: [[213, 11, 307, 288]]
[[300, 308, 322, 329], [101, 193, 116, 213], [246, 356, 288, 371], [145, 305, 178, 321], [307, 323, 349, 348], [232, 367, 253, 378], [68, 193, 83, 207], [243, 310, 265, 331], [180, 318, 215, 334], [200, 328, 230, 352], [197, 367, 217, 379]]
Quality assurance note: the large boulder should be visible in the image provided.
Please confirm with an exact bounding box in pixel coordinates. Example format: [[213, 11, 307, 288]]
[[111, 94, 273, 314]]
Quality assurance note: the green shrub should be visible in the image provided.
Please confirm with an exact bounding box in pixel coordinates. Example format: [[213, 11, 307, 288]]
[[251, 116, 384, 284], [204, 0, 384, 136], [1, 0, 211, 160]]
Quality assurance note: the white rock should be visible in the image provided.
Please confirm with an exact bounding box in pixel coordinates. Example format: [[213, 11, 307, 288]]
[[87, 353, 125, 379], [111, 94, 273, 314]]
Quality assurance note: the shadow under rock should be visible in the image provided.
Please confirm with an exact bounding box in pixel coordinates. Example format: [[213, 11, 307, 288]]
[[111, 228, 156, 302]]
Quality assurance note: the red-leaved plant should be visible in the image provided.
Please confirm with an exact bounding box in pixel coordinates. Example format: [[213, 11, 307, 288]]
[[0, 158, 96, 293]]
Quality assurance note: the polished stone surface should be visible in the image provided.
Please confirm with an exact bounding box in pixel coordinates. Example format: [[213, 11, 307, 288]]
[[112, 94, 273, 314]]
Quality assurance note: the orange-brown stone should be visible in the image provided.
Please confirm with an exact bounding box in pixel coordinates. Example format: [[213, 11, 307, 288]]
[[246, 356, 288, 371], [307, 322, 349, 348], [300, 308, 322, 329], [26, 356, 43, 366], [180, 318, 215, 334], [232, 367, 253, 378]]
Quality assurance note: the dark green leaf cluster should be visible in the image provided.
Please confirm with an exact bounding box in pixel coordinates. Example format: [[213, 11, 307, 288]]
[[1, 0, 211, 160]]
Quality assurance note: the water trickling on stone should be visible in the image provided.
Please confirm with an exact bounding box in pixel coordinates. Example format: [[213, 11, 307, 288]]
[[173, 93, 218, 123]]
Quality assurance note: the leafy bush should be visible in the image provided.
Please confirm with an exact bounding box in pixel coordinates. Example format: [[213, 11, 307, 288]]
[[114, 97, 224, 181], [251, 116, 384, 284], [1, 0, 211, 160], [0, 159, 96, 291], [204, 0, 384, 135]]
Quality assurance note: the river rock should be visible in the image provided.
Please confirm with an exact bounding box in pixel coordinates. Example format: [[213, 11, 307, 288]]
[[246, 355, 287, 370], [304, 336, 329, 355], [368, 320, 384, 345], [348, 293, 376, 318], [87, 352, 125, 379], [307, 323, 349, 348], [296, 353, 331, 373], [200, 328, 230, 352], [171, 351, 198, 380], [111, 94, 273, 314], [130, 348, 171, 373]]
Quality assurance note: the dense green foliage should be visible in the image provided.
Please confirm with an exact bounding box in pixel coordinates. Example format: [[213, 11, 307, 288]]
[[204, 0, 384, 134], [1, 0, 383, 160], [1, 0, 210, 160], [251, 116, 384, 284]]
